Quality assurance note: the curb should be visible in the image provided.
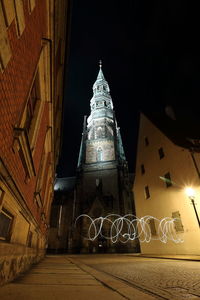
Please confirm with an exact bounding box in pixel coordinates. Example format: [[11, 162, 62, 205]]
[[68, 257, 156, 300], [134, 255, 200, 262]]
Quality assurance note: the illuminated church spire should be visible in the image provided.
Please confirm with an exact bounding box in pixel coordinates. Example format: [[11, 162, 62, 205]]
[[89, 61, 113, 120], [76, 62, 134, 253]]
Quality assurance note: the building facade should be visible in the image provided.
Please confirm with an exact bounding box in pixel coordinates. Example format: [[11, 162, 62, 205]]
[[134, 111, 200, 255], [74, 63, 137, 253], [0, 0, 71, 284], [48, 177, 76, 254]]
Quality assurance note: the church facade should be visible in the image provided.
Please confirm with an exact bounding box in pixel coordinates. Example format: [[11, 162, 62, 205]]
[[74, 63, 137, 253]]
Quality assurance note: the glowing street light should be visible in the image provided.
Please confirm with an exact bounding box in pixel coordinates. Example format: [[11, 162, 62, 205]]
[[185, 187, 195, 198], [185, 187, 200, 228]]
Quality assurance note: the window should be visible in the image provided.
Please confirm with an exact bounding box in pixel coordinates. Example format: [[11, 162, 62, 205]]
[[158, 147, 164, 159], [13, 41, 51, 180], [49, 206, 60, 228], [149, 219, 157, 236], [144, 185, 150, 199], [27, 230, 33, 247], [172, 211, 184, 232], [104, 195, 113, 209], [0, 2, 12, 70], [18, 144, 30, 178], [24, 78, 39, 134], [164, 172, 172, 187], [0, 208, 13, 241], [141, 164, 145, 175], [28, 0, 36, 13], [34, 129, 51, 207], [97, 147, 103, 161], [144, 137, 149, 146], [14, 0, 25, 36], [96, 127, 103, 139], [1, 0, 15, 26], [0, 187, 5, 205]]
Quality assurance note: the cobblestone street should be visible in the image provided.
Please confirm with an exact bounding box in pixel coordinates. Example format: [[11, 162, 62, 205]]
[[72, 254, 200, 300]]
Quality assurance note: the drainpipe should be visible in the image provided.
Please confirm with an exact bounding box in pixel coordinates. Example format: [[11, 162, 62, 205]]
[[190, 150, 200, 179], [58, 205, 63, 238]]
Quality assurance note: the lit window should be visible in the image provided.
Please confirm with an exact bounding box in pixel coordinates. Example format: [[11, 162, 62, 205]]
[[158, 147, 164, 159], [0, 208, 13, 241], [164, 172, 172, 187], [144, 137, 149, 146], [141, 164, 145, 175], [144, 185, 150, 199]]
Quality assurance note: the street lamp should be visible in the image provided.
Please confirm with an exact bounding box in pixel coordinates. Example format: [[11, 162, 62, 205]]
[[185, 187, 200, 228]]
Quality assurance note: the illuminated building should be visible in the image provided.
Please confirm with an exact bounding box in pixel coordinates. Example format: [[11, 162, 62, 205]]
[[74, 62, 137, 253], [0, 0, 71, 284], [134, 109, 200, 255]]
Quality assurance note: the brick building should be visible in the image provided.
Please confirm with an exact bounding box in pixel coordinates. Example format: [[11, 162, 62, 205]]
[[0, 0, 71, 284]]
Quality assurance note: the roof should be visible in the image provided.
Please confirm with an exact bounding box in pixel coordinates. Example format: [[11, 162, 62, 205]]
[[141, 105, 200, 152]]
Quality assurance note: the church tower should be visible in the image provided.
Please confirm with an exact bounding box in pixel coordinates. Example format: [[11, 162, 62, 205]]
[[75, 62, 135, 253]]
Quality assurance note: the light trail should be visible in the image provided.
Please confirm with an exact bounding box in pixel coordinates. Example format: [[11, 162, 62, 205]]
[[75, 214, 184, 244]]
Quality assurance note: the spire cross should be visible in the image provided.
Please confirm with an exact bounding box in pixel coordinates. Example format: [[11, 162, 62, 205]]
[[99, 60, 102, 68]]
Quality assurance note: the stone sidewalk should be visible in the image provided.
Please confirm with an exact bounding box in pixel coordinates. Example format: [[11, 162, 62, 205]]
[[0, 255, 155, 300]]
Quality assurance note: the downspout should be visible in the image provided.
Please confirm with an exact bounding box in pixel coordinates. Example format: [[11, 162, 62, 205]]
[[190, 150, 200, 179]]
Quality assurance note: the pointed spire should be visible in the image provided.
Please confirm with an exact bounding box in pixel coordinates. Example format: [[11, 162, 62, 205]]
[[91, 60, 112, 108], [97, 59, 105, 80]]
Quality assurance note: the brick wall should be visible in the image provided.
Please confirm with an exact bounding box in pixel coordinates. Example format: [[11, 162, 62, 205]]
[[0, 0, 70, 284], [0, 0, 47, 227]]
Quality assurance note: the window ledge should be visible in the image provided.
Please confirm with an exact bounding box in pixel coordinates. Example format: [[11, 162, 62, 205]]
[[34, 191, 42, 208], [13, 127, 36, 179]]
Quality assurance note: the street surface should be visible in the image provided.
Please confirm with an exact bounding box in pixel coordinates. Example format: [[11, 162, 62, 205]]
[[0, 254, 199, 300], [70, 254, 200, 300]]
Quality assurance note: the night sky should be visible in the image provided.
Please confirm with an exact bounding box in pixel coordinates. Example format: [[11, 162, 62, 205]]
[[56, 0, 200, 178]]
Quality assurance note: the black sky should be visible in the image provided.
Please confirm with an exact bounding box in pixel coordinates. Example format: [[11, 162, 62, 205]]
[[57, 0, 200, 177]]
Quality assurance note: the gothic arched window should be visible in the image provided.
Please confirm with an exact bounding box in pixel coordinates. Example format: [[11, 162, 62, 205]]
[[97, 127, 103, 138], [97, 147, 103, 161]]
